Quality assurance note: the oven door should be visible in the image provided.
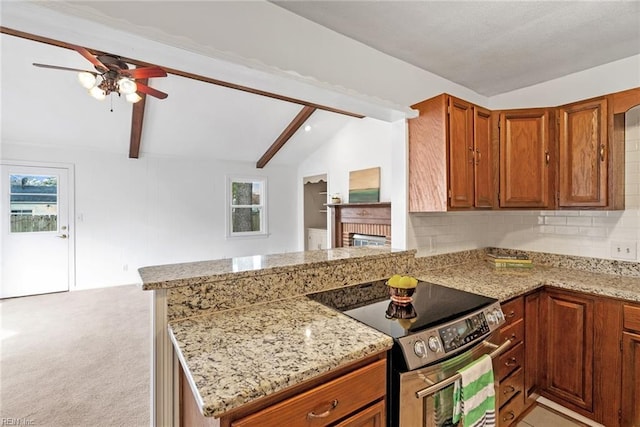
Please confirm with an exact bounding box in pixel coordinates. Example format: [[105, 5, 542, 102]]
[[397, 335, 512, 427]]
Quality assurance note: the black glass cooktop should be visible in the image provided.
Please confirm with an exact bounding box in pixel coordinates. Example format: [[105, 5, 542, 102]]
[[308, 279, 496, 339]]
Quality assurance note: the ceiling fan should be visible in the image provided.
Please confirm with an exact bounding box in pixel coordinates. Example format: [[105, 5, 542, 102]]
[[33, 43, 168, 103]]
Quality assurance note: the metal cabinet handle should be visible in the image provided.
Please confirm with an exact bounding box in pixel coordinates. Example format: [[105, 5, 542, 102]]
[[307, 399, 338, 419], [415, 340, 513, 399], [476, 149, 481, 165], [600, 144, 605, 162], [503, 411, 515, 421], [506, 310, 516, 318], [545, 151, 550, 165], [503, 385, 515, 395], [505, 357, 518, 367]]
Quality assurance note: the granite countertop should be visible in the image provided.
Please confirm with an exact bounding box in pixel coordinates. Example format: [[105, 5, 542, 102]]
[[168, 256, 640, 420], [416, 261, 640, 303], [169, 297, 393, 418], [140, 247, 413, 290]]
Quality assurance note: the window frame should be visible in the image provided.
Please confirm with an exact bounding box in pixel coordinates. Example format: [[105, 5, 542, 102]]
[[226, 175, 268, 238]]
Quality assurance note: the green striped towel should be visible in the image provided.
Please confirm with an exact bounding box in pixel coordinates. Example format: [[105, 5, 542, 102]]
[[452, 354, 496, 427]]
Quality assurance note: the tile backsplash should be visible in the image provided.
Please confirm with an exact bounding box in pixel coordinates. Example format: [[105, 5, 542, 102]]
[[408, 106, 640, 261]]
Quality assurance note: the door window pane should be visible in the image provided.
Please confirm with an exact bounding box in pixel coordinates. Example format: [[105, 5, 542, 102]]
[[9, 174, 58, 233]]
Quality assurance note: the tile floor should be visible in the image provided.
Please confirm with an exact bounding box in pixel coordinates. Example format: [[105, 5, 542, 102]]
[[518, 405, 587, 427]]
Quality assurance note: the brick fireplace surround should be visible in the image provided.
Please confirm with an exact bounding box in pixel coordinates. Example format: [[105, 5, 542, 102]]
[[328, 202, 391, 247]]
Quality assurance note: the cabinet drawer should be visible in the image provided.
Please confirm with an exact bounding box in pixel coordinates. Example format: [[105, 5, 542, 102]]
[[231, 359, 386, 427], [624, 304, 640, 333], [500, 318, 524, 346], [501, 297, 524, 326], [498, 391, 524, 427], [334, 400, 385, 427], [497, 342, 524, 381], [498, 367, 524, 409]]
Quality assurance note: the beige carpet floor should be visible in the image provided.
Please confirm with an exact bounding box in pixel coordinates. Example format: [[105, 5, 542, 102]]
[[0, 285, 151, 426]]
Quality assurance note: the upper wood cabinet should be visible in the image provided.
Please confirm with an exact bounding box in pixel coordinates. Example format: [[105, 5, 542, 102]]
[[408, 94, 495, 212], [499, 109, 554, 208], [558, 98, 608, 208]]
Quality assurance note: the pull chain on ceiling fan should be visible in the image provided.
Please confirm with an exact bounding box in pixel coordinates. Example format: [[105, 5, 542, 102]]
[[33, 43, 168, 103]]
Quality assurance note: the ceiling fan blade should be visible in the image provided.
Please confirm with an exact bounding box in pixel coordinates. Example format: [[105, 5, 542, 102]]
[[123, 66, 167, 79], [69, 43, 108, 73], [136, 82, 168, 99], [33, 63, 97, 74]]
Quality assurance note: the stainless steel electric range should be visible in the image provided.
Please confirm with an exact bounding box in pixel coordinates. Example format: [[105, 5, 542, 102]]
[[308, 279, 510, 427]]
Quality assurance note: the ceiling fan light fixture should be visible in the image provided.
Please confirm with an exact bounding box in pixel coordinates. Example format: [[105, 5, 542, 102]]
[[89, 85, 106, 101], [118, 78, 137, 95], [126, 93, 142, 103], [77, 71, 96, 89]]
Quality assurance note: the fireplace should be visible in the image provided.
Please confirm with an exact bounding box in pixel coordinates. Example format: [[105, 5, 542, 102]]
[[328, 202, 391, 248]]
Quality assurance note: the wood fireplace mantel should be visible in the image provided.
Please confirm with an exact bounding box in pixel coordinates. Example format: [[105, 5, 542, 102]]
[[328, 202, 391, 248]]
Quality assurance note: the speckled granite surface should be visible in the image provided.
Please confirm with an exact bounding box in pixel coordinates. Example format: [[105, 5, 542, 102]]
[[414, 248, 640, 278], [140, 247, 414, 290], [166, 253, 413, 321], [415, 261, 640, 303], [169, 297, 393, 418]]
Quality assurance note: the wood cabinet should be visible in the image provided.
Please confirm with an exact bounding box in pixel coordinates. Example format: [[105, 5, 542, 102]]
[[622, 303, 640, 427], [524, 292, 541, 400], [408, 94, 495, 212], [179, 354, 387, 427], [541, 289, 594, 415], [558, 98, 609, 207], [498, 108, 555, 208], [535, 288, 629, 426], [497, 296, 529, 426]]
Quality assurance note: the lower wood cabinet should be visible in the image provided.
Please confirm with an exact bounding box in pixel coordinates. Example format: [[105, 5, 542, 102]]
[[231, 359, 386, 427], [622, 304, 640, 427], [538, 288, 634, 427], [497, 296, 532, 426], [179, 354, 387, 427], [541, 289, 595, 415]]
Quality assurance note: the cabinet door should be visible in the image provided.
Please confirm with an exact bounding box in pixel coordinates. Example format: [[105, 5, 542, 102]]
[[542, 290, 594, 414], [448, 96, 475, 208], [499, 109, 551, 208], [474, 106, 494, 208], [622, 332, 640, 427], [558, 98, 608, 207]]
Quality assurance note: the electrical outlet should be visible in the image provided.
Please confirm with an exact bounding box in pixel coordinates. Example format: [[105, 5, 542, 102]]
[[611, 241, 637, 260]]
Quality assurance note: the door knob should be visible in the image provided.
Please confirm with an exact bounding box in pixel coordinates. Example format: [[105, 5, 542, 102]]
[[57, 234, 68, 239]]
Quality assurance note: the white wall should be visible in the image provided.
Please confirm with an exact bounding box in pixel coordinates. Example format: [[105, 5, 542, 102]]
[[2, 142, 298, 289], [298, 117, 398, 248], [489, 55, 640, 109]]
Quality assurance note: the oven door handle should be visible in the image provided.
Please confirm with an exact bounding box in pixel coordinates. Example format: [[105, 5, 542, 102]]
[[415, 339, 512, 399]]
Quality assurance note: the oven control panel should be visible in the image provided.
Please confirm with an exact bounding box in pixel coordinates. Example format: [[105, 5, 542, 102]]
[[398, 301, 505, 371]]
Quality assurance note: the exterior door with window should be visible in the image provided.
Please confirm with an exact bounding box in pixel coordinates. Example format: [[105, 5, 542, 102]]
[[1, 164, 71, 298]]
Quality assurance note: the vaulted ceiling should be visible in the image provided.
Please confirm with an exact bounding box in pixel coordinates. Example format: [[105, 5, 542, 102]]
[[2, 1, 639, 165]]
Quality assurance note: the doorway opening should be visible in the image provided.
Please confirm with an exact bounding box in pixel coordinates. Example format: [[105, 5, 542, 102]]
[[303, 174, 327, 250]]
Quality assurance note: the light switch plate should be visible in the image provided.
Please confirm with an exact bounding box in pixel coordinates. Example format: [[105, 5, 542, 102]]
[[611, 241, 637, 260]]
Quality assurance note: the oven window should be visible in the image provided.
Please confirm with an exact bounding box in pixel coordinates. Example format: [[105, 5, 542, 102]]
[[431, 386, 458, 427]]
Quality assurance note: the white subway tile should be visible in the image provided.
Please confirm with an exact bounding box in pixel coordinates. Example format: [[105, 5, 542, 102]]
[[555, 226, 581, 235], [579, 227, 607, 238], [592, 216, 622, 226], [545, 216, 567, 225], [566, 216, 592, 226]]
